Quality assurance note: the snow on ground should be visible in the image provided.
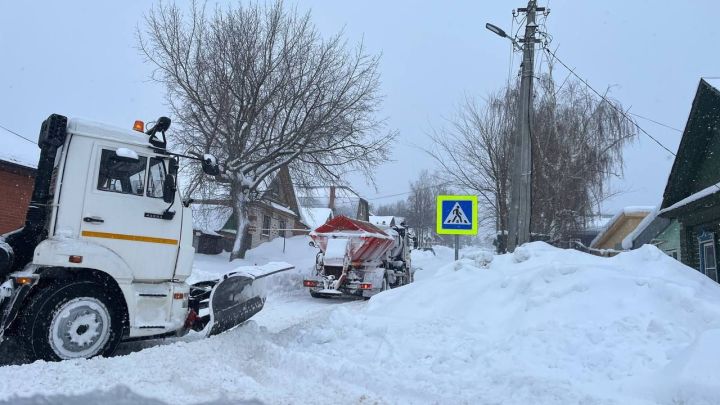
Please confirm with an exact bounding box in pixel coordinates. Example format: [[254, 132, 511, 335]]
[[0, 239, 720, 404]]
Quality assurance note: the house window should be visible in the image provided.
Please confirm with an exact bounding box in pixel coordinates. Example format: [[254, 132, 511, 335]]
[[698, 232, 718, 282], [262, 215, 271, 238], [665, 249, 678, 260], [278, 219, 287, 238]]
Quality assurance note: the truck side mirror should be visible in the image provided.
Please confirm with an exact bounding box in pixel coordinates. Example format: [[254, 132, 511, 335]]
[[202, 154, 220, 176], [168, 158, 179, 175], [163, 174, 177, 204]]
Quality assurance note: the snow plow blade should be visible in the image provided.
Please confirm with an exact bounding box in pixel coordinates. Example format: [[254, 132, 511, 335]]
[[191, 262, 294, 337]]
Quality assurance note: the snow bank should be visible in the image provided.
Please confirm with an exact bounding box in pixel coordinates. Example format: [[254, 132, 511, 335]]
[[188, 235, 317, 297], [1, 241, 719, 404]]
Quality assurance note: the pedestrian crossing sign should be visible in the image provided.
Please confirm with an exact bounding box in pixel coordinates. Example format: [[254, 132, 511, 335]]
[[436, 195, 478, 235]]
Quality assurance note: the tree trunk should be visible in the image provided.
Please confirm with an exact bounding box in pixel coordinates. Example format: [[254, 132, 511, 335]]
[[229, 187, 250, 261]]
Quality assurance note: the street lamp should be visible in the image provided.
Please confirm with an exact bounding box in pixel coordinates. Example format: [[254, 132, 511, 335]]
[[485, 23, 507, 38], [485, 22, 521, 50]]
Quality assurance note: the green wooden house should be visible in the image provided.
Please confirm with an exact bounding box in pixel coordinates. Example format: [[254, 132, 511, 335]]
[[658, 78, 720, 282]]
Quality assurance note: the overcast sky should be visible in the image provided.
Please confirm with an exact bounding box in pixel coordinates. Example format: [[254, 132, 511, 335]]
[[1, 0, 718, 215]]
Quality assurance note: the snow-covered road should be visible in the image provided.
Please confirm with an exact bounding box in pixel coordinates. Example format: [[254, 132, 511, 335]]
[[1, 238, 720, 404]]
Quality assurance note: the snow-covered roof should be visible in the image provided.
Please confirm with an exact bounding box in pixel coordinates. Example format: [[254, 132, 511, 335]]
[[267, 201, 297, 217], [369, 216, 395, 227], [659, 181, 720, 215], [621, 206, 660, 249], [299, 207, 333, 230], [590, 206, 654, 248], [0, 132, 39, 168], [191, 204, 233, 235]]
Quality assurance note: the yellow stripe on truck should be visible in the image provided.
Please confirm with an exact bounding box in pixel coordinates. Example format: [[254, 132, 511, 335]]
[[81, 230, 178, 245]]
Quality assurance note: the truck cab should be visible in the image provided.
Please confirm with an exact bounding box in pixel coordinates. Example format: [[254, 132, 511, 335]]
[[0, 114, 209, 360]]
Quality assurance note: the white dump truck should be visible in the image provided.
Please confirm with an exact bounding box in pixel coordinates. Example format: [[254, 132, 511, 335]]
[[303, 216, 413, 299], [0, 114, 289, 361]]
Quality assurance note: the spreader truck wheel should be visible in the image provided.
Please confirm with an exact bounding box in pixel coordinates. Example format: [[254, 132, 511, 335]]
[[18, 281, 123, 361]]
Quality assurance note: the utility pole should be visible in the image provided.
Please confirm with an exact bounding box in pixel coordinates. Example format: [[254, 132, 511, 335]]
[[506, 0, 543, 252]]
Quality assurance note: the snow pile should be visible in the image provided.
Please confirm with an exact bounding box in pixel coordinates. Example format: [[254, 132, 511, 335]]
[[188, 235, 317, 297], [1, 242, 720, 404]]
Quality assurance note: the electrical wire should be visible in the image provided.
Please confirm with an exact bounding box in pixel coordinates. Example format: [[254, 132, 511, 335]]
[[366, 182, 448, 201], [0, 123, 35, 144], [627, 112, 682, 133], [541, 46, 677, 157], [539, 45, 720, 197]]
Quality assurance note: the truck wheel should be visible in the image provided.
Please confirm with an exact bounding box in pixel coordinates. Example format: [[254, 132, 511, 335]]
[[381, 276, 389, 291], [20, 281, 123, 361]]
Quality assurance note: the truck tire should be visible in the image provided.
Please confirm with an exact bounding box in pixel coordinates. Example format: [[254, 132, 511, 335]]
[[18, 281, 123, 361], [381, 276, 389, 291]]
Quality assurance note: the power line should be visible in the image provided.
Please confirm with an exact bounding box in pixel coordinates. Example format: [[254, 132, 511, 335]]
[[0, 123, 35, 144], [541, 46, 677, 157], [627, 112, 682, 133], [367, 182, 448, 201]]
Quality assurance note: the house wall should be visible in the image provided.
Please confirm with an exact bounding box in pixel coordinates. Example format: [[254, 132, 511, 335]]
[[655, 220, 681, 260], [595, 216, 646, 250], [246, 205, 301, 249], [0, 162, 35, 234], [675, 203, 720, 283]]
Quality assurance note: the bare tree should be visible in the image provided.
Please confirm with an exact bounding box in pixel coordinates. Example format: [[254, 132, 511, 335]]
[[427, 92, 514, 251], [405, 170, 449, 247], [430, 73, 636, 250], [372, 200, 408, 217], [139, 1, 395, 259]]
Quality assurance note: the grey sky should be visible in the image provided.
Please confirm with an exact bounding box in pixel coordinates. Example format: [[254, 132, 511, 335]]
[[1, 1, 717, 215]]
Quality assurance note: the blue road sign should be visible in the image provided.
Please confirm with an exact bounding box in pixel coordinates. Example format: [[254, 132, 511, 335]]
[[436, 195, 478, 235]]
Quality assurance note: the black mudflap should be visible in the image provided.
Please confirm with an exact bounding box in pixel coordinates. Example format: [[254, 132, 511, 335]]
[[206, 274, 265, 337]]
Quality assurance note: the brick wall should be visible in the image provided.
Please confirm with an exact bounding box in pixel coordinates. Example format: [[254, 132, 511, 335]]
[[0, 162, 35, 234]]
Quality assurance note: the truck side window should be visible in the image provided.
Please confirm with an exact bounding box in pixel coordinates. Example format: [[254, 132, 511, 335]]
[[146, 158, 167, 198], [97, 149, 147, 195]]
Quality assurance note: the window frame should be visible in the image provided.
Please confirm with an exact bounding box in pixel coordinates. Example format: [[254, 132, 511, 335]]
[[96, 148, 148, 197], [146, 157, 168, 199], [698, 231, 718, 282], [278, 218, 287, 238], [261, 215, 271, 237]]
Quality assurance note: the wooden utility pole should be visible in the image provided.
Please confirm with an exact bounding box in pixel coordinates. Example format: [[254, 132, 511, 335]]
[[507, 0, 543, 252]]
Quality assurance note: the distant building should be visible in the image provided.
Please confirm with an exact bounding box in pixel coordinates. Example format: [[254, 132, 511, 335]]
[[0, 158, 35, 234], [621, 207, 681, 260], [658, 78, 720, 282], [369, 216, 396, 227], [193, 166, 306, 254], [294, 185, 369, 222], [589, 207, 654, 250]]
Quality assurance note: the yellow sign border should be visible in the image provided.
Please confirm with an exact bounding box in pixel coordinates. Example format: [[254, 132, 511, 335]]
[[436, 195, 478, 235]]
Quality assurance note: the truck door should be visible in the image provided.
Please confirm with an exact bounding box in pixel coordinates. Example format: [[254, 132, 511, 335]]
[[80, 145, 181, 281]]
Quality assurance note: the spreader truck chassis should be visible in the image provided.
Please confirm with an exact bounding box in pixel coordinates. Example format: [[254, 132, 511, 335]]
[[303, 216, 412, 299], [0, 114, 289, 361]]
